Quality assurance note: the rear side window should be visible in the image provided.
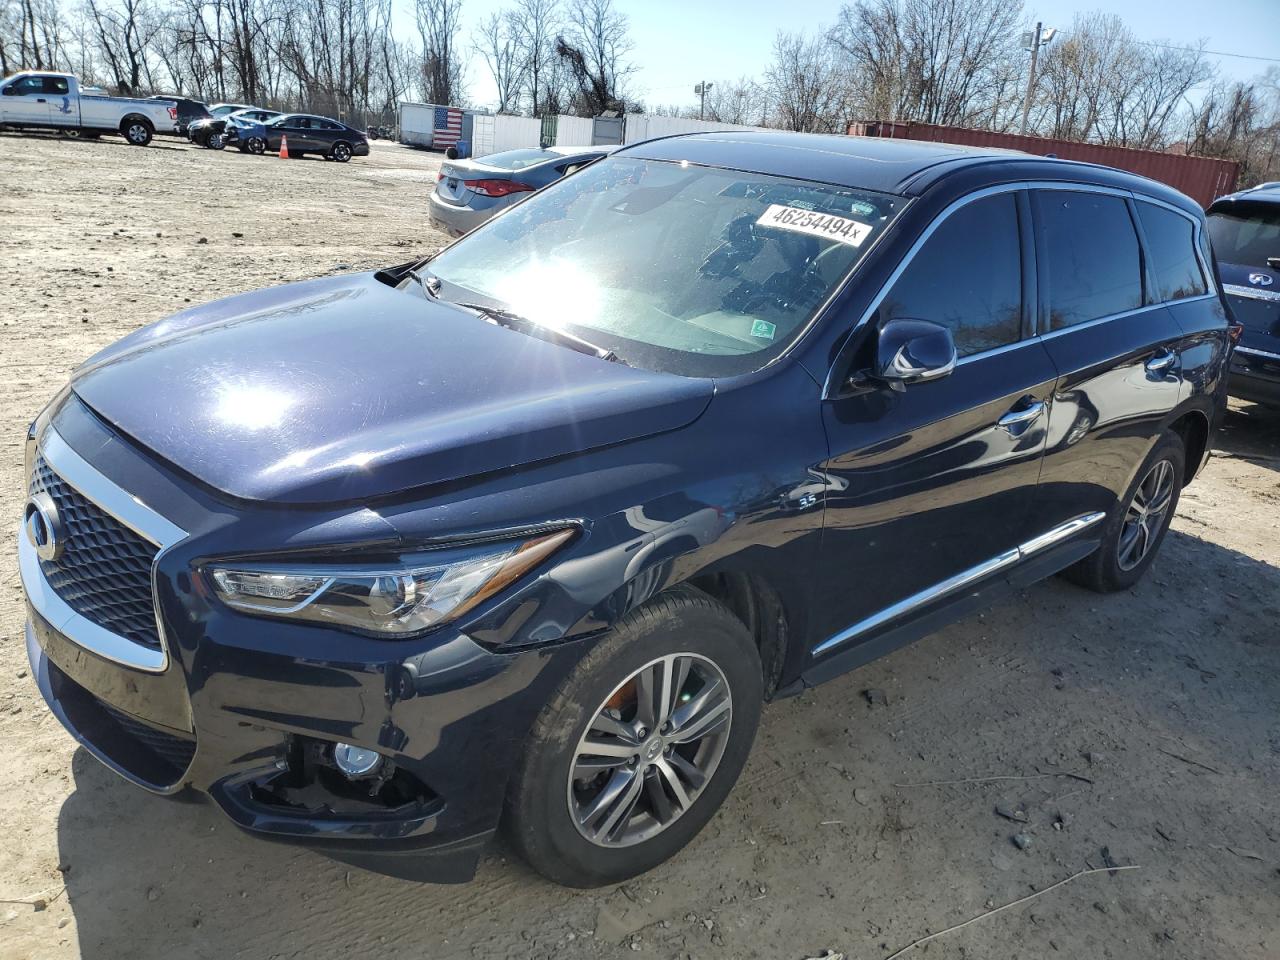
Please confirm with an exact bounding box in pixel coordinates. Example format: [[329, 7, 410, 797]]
[[1034, 191, 1142, 329], [876, 193, 1023, 357], [1206, 201, 1280, 269], [1137, 202, 1207, 302], [44, 77, 69, 94]]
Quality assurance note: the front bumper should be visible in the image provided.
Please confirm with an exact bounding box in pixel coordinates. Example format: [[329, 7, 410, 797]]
[[18, 411, 587, 882], [1228, 345, 1280, 407]]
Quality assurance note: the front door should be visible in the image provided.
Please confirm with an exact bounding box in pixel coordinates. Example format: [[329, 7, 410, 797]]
[[812, 189, 1055, 660], [0, 75, 52, 125]]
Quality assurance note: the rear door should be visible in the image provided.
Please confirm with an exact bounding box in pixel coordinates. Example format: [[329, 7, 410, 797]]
[[1030, 188, 1187, 529], [812, 189, 1058, 658], [1, 75, 52, 125]]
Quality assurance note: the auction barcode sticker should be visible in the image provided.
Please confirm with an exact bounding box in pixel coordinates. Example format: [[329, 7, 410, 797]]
[[756, 204, 874, 247]]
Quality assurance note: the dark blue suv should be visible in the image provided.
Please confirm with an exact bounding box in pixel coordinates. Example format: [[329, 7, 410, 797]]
[[1207, 182, 1280, 406], [20, 132, 1233, 888]]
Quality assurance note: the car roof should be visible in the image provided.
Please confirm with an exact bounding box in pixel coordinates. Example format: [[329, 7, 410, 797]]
[[1209, 181, 1280, 209], [620, 130, 1200, 211]]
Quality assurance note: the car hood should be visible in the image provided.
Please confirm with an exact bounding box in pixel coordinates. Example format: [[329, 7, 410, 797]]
[[71, 272, 714, 504]]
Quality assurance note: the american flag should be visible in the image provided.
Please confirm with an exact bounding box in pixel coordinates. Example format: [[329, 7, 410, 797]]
[[433, 106, 463, 148]]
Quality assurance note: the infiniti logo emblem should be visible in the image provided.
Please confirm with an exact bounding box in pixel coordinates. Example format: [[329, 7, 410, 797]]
[[23, 492, 64, 562], [1249, 272, 1273, 286]]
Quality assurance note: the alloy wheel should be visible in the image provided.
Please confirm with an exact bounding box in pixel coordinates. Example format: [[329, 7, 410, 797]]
[[333, 143, 352, 162], [126, 123, 148, 144], [567, 653, 732, 848], [1118, 459, 1175, 571], [247, 137, 265, 155]]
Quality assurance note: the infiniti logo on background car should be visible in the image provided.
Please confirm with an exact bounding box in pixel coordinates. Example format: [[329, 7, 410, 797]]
[[23, 492, 63, 562], [1248, 272, 1273, 286]]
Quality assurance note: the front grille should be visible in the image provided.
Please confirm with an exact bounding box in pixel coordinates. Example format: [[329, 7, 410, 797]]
[[29, 454, 162, 649]]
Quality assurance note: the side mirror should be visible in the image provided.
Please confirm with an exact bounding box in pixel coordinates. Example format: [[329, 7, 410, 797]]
[[875, 319, 957, 390]]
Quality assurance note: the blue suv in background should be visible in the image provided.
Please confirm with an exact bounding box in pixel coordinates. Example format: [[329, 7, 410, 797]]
[[1207, 182, 1280, 406]]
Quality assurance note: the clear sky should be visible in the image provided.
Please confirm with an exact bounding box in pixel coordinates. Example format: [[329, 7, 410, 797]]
[[426, 0, 1280, 112]]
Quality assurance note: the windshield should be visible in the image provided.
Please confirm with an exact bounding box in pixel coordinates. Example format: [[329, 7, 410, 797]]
[[425, 156, 903, 376], [1207, 202, 1280, 268]]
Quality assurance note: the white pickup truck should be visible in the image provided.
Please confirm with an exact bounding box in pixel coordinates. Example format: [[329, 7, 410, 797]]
[[0, 71, 177, 146]]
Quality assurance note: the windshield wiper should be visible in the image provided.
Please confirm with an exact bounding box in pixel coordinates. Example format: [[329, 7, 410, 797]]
[[406, 265, 442, 298], [453, 301, 627, 364]]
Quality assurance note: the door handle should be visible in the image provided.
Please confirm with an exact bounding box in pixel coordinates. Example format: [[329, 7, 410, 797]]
[[36, 98, 46, 103], [1145, 349, 1177, 375], [997, 399, 1045, 434]]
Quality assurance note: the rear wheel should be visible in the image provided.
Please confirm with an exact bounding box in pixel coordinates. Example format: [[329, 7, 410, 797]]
[[1063, 430, 1184, 592], [122, 119, 153, 146], [505, 587, 762, 888]]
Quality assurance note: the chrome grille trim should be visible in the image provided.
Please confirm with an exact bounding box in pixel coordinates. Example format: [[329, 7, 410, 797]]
[[19, 428, 187, 673]]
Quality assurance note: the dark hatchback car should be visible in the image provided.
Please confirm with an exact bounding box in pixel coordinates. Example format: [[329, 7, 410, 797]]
[[149, 94, 209, 136], [1207, 182, 1280, 406], [20, 133, 1232, 888]]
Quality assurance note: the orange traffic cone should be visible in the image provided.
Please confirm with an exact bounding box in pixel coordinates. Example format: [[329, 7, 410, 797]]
[[278, 134, 289, 159]]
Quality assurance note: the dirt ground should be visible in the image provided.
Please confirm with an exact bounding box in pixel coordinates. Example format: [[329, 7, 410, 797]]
[[0, 131, 1277, 960]]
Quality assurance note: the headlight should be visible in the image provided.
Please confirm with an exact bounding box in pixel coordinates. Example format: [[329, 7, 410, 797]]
[[208, 528, 574, 636]]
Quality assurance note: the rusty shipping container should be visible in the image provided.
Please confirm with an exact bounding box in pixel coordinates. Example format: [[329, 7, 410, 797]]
[[849, 121, 1239, 208]]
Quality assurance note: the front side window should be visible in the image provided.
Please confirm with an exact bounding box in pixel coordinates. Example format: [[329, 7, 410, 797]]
[[1137, 201, 1207, 302], [10, 76, 45, 95], [875, 193, 1023, 357], [1206, 201, 1280, 269], [424, 157, 904, 376], [1034, 191, 1143, 330]]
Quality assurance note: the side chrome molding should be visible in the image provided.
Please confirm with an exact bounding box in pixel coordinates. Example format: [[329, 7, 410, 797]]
[[812, 511, 1106, 658]]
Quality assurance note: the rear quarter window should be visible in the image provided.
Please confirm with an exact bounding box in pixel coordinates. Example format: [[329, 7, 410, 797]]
[[1136, 201, 1207, 302]]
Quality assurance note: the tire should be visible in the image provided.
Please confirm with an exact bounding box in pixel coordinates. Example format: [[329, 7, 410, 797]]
[[60, 128, 81, 139], [1062, 430, 1185, 593], [504, 586, 763, 888], [246, 137, 266, 155], [330, 141, 353, 163], [206, 132, 225, 150], [121, 118, 152, 146]]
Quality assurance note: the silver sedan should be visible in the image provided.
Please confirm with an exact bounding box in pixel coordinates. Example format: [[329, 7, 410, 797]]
[[428, 145, 618, 236]]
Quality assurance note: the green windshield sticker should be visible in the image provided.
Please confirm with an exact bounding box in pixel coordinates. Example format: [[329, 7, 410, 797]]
[[750, 319, 777, 340]]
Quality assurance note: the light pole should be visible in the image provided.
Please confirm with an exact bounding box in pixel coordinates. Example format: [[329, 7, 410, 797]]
[[1019, 24, 1057, 137], [694, 81, 713, 120]]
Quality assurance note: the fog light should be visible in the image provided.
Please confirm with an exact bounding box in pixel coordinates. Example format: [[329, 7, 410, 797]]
[[333, 742, 383, 778]]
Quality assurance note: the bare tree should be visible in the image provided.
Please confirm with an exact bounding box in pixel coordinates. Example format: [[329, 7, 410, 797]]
[[508, 0, 558, 114], [415, 0, 464, 105], [765, 31, 849, 132], [829, 0, 1024, 127], [704, 76, 770, 126], [555, 0, 632, 116], [1030, 13, 1212, 149], [474, 9, 525, 113]]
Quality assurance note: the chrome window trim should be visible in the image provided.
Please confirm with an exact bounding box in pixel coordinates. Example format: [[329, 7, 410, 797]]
[[1223, 283, 1280, 304], [1235, 345, 1280, 361], [813, 511, 1105, 657], [19, 428, 187, 673], [824, 180, 1219, 394]]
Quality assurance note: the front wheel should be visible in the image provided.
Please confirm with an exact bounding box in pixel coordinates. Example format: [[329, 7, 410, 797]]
[[246, 137, 266, 155], [1063, 430, 1185, 592], [504, 587, 762, 888], [206, 131, 224, 150], [330, 141, 353, 163]]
